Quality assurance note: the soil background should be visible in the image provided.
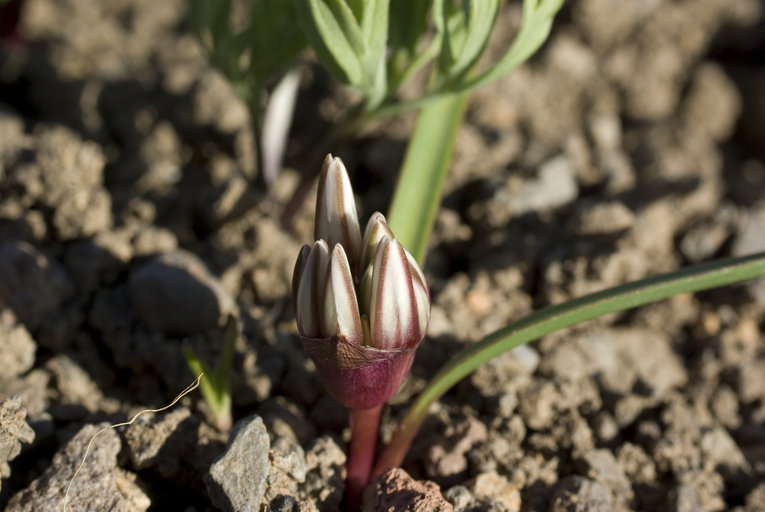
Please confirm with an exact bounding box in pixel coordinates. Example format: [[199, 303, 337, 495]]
[[1, 0, 765, 511]]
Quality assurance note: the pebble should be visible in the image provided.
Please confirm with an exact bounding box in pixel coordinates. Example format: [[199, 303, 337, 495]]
[[0, 396, 35, 489], [570, 200, 635, 236], [672, 484, 703, 512], [0, 241, 73, 333], [549, 475, 614, 512], [205, 415, 270, 512], [263, 435, 307, 506], [443, 485, 473, 511], [471, 471, 522, 511], [426, 416, 488, 483], [124, 407, 193, 474], [700, 427, 752, 486], [303, 435, 346, 511], [731, 206, 765, 302], [517, 380, 558, 430], [129, 250, 235, 334], [502, 156, 578, 215], [363, 468, 454, 512], [576, 449, 633, 507], [0, 310, 35, 379], [259, 396, 316, 446], [6, 423, 149, 511]]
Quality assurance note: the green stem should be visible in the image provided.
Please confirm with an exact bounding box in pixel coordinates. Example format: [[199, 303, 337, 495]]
[[345, 405, 383, 509], [373, 251, 765, 474], [386, 92, 468, 263]]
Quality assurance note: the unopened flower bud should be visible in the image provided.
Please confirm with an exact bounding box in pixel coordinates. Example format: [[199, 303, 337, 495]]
[[293, 155, 430, 410], [315, 154, 362, 271]]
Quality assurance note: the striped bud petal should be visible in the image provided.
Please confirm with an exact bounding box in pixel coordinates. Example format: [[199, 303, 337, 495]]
[[295, 240, 330, 338], [360, 212, 394, 275], [369, 238, 420, 349], [315, 154, 362, 271], [358, 263, 374, 319], [292, 244, 312, 319], [323, 244, 364, 344], [407, 250, 431, 336]]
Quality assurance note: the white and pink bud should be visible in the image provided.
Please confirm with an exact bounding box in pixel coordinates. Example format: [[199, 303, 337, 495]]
[[292, 155, 430, 409]]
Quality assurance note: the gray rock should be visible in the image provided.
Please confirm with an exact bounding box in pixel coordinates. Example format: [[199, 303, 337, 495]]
[[470, 471, 522, 511], [575, 449, 633, 508], [0, 241, 74, 333], [732, 206, 765, 302], [13, 125, 113, 240], [700, 427, 752, 487], [45, 355, 120, 420], [0, 396, 35, 489], [264, 435, 307, 507], [679, 204, 737, 263], [517, 380, 559, 430], [0, 369, 50, 420], [124, 406, 225, 479], [0, 105, 25, 171], [259, 396, 316, 446], [575, 328, 687, 396], [672, 484, 703, 512], [304, 435, 346, 512], [206, 415, 271, 512], [569, 200, 635, 236], [549, 476, 614, 512], [64, 229, 133, 293], [0, 310, 36, 379], [443, 485, 473, 511], [363, 468, 454, 512], [129, 250, 235, 334], [124, 407, 193, 474], [503, 156, 578, 215], [131, 226, 178, 256], [268, 495, 299, 512], [745, 482, 765, 511], [52, 186, 112, 239], [426, 417, 488, 484], [6, 423, 149, 511]]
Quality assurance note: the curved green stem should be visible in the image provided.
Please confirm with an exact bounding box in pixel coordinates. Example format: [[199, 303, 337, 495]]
[[373, 251, 765, 474]]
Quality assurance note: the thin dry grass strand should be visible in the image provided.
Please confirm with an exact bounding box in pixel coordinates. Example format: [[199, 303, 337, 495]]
[[61, 373, 203, 512]]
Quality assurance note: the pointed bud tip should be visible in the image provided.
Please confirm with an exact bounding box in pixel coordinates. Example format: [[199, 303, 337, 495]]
[[315, 155, 362, 269]]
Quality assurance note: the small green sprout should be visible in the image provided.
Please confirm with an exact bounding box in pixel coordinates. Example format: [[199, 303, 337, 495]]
[[183, 315, 237, 432]]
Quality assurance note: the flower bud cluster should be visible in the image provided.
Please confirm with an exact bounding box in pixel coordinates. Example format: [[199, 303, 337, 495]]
[[292, 155, 430, 409]]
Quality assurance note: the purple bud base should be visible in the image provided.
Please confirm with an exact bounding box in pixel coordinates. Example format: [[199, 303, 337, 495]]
[[301, 335, 417, 410]]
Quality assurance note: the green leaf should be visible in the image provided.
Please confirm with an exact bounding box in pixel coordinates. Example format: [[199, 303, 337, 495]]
[[460, 0, 563, 91], [374, 251, 765, 473], [249, 0, 306, 81], [435, 0, 463, 75], [387, 92, 469, 264], [366, 0, 565, 120], [359, 0, 390, 109], [210, 0, 233, 44], [448, 0, 499, 80], [361, 0, 389, 69], [298, 0, 365, 86], [388, 0, 430, 56]]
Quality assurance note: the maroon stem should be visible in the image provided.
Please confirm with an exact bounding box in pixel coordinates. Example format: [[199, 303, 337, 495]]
[[345, 405, 383, 509]]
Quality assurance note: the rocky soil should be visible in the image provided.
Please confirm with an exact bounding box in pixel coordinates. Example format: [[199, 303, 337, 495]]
[[1, 0, 765, 511]]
